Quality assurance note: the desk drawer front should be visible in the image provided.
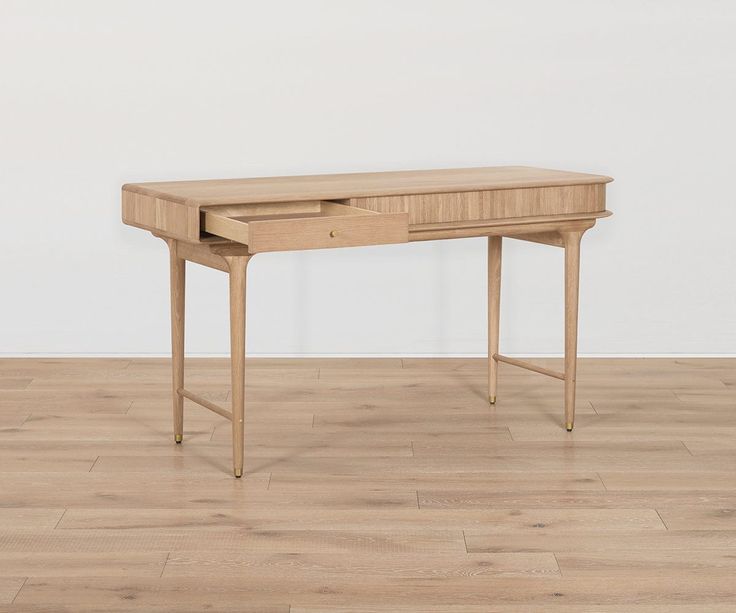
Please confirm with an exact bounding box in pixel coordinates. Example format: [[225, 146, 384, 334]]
[[348, 183, 605, 225], [202, 201, 408, 253]]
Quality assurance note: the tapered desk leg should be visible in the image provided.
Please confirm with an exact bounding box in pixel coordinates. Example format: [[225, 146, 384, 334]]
[[225, 255, 251, 478], [487, 236, 502, 404], [168, 240, 185, 444], [562, 231, 583, 431]]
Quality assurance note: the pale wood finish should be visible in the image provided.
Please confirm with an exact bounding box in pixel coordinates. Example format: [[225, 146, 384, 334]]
[[494, 353, 566, 380], [204, 202, 409, 253], [408, 214, 602, 242], [563, 230, 584, 430], [1, 357, 736, 610], [507, 231, 565, 247], [179, 388, 232, 421], [487, 236, 502, 404], [225, 255, 251, 478], [175, 240, 228, 272], [122, 190, 200, 241], [122, 166, 611, 242], [349, 183, 605, 225], [124, 166, 612, 206], [123, 166, 613, 476], [167, 240, 185, 443]]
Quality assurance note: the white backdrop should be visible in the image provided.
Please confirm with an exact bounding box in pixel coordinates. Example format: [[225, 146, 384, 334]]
[[1, 0, 735, 356]]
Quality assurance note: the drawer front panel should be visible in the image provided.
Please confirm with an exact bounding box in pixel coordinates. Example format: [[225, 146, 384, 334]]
[[348, 184, 606, 225], [247, 212, 408, 253]]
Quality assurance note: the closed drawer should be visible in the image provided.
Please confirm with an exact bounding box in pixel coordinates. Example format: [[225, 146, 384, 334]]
[[347, 184, 606, 225], [202, 201, 408, 253]]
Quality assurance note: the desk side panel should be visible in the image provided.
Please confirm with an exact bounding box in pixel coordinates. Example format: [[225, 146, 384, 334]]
[[122, 190, 200, 241], [348, 183, 605, 225]]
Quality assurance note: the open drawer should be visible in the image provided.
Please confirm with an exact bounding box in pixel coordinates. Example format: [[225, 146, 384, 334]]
[[202, 201, 408, 253]]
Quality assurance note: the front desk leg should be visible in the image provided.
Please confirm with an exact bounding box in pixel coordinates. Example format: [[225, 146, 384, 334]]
[[224, 255, 251, 478], [487, 236, 502, 404], [561, 231, 583, 431], [167, 240, 185, 444]]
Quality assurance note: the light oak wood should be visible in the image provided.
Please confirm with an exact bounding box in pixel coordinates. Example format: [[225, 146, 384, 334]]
[[122, 166, 613, 476], [563, 230, 584, 430], [204, 202, 409, 253], [179, 388, 232, 421], [487, 236, 501, 404], [225, 255, 251, 478], [123, 166, 611, 242], [408, 214, 601, 242], [167, 240, 185, 443], [1, 358, 736, 609], [125, 165, 612, 206], [122, 190, 199, 241], [493, 354, 566, 380], [349, 183, 605, 224]]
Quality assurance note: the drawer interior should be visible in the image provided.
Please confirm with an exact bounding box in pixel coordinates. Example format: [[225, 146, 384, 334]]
[[201, 200, 408, 252]]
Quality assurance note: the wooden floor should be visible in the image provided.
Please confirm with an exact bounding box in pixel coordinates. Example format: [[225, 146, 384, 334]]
[[0, 357, 735, 611]]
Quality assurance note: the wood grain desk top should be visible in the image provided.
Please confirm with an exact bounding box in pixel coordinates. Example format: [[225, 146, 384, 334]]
[[123, 166, 612, 206]]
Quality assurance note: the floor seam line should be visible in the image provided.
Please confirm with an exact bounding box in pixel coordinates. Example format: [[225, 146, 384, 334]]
[[552, 552, 563, 577], [160, 551, 171, 578], [10, 577, 28, 605], [596, 472, 608, 491], [53, 509, 67, 530]]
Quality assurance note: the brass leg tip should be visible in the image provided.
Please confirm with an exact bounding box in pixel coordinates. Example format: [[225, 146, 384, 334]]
[[566, 423, 573, 432], [489, 395, 496, 405], [174, 434, 183, 444], [234, 469, 243, 478]]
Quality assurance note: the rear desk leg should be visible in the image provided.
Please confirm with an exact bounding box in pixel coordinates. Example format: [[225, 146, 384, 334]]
[[224, 255, 251, 478], [487, 236, 502, 404], [561, 231, 583, 432], [167, 240, 185, 444]]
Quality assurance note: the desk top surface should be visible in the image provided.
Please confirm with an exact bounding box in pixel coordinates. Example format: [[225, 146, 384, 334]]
[[123, 166, 612, 207]]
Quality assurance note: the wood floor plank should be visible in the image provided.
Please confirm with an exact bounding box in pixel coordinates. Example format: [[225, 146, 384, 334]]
[[268, 472, 605, 493], [417, 489, 736, 509], [55, 507, 664, 532], [599, 472, 736, 490], [656, 506, 736, 530], [0, 529, 464, 554], [0, 552, 167, 577], [0, 397, 133, 414], [47, 487, 417, 516], [0, 415, 215, 442], [0, 509, 65, 529], [556, 549, 736, 577], [464, 529, 736, 553], [12, 576, 736, 607], [162, 551, 560, 579], [0, 473, 269, 508], [508, 422, 736, 441]]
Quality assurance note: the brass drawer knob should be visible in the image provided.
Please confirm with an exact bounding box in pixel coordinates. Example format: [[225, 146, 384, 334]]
[[329, 230, 337, 238]]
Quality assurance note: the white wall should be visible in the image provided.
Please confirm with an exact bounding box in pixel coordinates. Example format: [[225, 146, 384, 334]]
[[1, 0, 735, 356]]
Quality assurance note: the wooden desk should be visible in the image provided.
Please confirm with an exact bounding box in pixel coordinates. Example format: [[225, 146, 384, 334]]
[[122, 166, 613, 477]]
